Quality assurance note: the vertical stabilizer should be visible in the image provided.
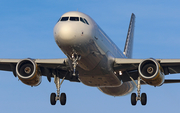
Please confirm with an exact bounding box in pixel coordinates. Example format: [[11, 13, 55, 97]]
[[123, 13, 135, 58]]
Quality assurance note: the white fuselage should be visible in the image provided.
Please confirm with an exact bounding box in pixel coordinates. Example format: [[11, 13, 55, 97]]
[[53, 11, 135, 96]]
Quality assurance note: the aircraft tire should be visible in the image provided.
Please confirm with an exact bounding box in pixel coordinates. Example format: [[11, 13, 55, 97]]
[[141, 93, 147, 105], [131, 93, 137, 105], [50, 93, 56, 105], [60, 93, 66, 105]]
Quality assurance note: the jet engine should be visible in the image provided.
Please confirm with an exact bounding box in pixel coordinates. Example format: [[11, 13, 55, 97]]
[[138, 58, 164, 86], [16, 59, 41, 86]]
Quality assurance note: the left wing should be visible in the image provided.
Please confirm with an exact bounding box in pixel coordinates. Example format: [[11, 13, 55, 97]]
[[114, 58, 180, 84]]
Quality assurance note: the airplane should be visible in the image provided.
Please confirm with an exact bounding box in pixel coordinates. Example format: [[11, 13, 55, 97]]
[[1, 11, 180, 106]]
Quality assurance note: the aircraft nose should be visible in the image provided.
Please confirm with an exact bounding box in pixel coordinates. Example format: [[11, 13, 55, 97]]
[[54, 22, 77, 45]]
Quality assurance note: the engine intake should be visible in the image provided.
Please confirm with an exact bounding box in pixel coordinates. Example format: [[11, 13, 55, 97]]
[[138, 58, 164, 86], [16, 59, 41, 86]]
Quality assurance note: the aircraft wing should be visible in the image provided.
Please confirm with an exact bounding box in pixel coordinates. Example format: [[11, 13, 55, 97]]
[[0, 58, 80, 82], [114, 58, 180, 83]]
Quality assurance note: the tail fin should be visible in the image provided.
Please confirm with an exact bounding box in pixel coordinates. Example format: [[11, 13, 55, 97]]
[[123, 13, 135, 58]]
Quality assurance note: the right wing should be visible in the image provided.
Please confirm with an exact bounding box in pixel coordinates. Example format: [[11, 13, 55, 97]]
[[0, 58, 80, 82]]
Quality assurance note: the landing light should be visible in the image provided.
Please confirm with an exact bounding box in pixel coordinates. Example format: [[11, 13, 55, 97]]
[[119, 71, 122, 75]]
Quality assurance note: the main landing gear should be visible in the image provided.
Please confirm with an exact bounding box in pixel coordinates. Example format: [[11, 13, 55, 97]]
[[50, 72, 66, 105], [50, 53, 81, 106], [130, 76, 147, 106]]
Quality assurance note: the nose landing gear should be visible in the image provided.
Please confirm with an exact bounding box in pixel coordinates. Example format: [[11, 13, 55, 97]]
[[72, 53, 81, 76]]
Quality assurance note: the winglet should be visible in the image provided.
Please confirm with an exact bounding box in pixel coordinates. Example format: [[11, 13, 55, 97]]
[[123, 13, 135, 58]]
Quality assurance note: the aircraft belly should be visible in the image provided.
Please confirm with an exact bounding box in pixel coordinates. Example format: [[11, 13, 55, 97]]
[[98, 81, 135, 96], [78, 53, 122, 87]]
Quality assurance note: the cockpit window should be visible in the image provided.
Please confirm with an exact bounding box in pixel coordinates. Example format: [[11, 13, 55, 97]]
[[80, 17, 85, 23], [60, 17, 69, 21], [70, 17, 79, 21], [84, 18, 89, 25], [80, 17, 89, 25], [59, 16, 89, 25]]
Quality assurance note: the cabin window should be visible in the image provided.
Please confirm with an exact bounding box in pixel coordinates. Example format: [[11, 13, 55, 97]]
[[84, 18, 89, 25], [60, 17, 69, 21], [70, 17, 79, 21]]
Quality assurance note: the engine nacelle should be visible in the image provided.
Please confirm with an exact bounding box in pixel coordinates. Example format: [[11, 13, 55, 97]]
[[138, 58, 164, 86], [16, 59, 41, 86]]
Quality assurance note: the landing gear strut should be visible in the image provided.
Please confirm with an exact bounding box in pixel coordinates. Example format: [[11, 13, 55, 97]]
[[50, 53, 81, 106], [50, 71, 67, 105], [130, 76, 147, 106], [72, 53, 81, 76]]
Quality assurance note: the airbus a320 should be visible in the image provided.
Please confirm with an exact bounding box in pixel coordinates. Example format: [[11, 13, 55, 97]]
[[1, 11, 180, 106]]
